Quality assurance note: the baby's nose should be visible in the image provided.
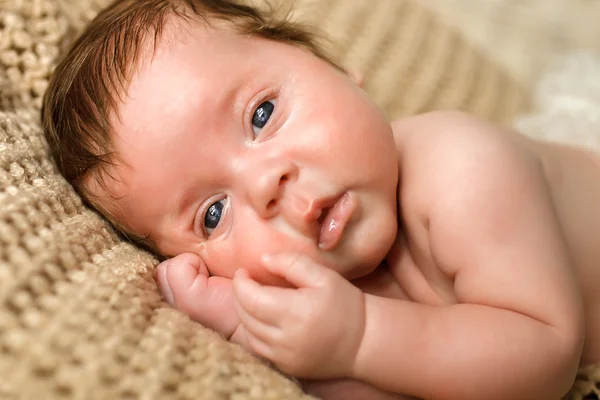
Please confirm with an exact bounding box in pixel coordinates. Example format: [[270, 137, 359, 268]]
[[241, 157, 297, 218], [249, 171, 289, 218]]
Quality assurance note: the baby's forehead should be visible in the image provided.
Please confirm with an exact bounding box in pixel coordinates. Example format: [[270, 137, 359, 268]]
[[114, 19, 246, 110], [142, 14, 244, 63]]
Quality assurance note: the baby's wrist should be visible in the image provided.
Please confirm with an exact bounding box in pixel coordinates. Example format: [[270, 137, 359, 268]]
[[346, 292, 369, 380], [348, 292, 384, 383]]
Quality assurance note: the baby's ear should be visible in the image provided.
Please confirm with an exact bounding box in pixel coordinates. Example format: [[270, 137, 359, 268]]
[[348, 70, 364, 88]]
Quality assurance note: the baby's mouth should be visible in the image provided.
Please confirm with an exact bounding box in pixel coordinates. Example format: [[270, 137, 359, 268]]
[[317, 192, 356, 250], [317, 206, 332, 225]]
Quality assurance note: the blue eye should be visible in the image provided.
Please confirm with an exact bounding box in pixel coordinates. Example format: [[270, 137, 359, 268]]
[[252, 100, 275, 136], [204, 198, 227, 235]]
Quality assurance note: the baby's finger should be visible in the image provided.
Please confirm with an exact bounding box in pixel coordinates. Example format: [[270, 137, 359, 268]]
[[261, 253, 335, 289], [234, 294, 282, 345], [233, 269, 293, 324], [245, 332, 275, 362]]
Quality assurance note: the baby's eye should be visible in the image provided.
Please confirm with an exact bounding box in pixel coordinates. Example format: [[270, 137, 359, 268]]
[[203, 198, 227, 236], [251, 100, 275, 137]]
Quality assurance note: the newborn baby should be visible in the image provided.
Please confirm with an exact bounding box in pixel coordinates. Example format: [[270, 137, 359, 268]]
[[42, 0, 600, 399]]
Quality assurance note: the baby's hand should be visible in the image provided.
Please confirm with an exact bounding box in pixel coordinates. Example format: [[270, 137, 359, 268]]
[[154, 253, 242, 342], [232, 253, 366, 379]]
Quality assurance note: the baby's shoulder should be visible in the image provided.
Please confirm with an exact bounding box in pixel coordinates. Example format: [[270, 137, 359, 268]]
[[391, 110, 544, 222], [391, 110, 525, 160]]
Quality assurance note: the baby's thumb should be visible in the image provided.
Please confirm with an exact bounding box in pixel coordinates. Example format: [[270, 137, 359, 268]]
[[154, 253, 240, 336], [155, 253, 207, 306]]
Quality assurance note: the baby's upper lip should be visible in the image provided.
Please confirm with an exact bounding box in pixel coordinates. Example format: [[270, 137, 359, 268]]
[[283, 193, 340, 240], [303, 195, 340, 224]]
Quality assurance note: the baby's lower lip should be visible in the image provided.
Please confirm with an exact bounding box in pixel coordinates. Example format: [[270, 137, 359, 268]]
[[318, 192, 356, 250]]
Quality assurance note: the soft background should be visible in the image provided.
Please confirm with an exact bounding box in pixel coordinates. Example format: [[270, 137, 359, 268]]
[[1, 0, 599, 399]]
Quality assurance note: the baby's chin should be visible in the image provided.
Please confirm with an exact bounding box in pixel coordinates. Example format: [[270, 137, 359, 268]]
[[340, 261, 380, 281]]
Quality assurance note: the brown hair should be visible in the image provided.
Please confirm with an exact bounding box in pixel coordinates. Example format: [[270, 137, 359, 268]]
[[41, 0, 338, 247]]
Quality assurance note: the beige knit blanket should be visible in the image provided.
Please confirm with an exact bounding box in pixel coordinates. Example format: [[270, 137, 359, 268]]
[[0, 0, 596, 398]]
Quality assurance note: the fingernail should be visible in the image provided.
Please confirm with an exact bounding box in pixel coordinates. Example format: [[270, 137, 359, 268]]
[[235, 269, 248, 279], [261, 254, 273, 264], [157, 264, 175, 306]]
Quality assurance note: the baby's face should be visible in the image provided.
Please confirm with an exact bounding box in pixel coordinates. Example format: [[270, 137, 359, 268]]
[[102, 22, 399, 284]]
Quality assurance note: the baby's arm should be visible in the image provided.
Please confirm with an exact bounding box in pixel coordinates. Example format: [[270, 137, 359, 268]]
[[155, 254, 413, 400], [353, 112, 585, 399]]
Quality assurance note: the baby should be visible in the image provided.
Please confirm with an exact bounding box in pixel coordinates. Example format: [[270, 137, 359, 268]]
[[41, 0, 600, 399]]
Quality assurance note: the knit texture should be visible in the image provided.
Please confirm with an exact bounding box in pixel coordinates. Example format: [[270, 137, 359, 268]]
[[0, 0, 591, 399], [290, 0, 529, 122]]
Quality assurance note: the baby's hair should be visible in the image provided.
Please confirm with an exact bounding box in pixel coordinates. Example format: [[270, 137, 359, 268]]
[[41, 0, 339, 248]]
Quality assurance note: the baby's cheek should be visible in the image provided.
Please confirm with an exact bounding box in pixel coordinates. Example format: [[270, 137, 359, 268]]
[[204, 229, 310, 287], [200, 234, 273, 283], [235, 235, 297, 286], [201, 246, 238, 279]]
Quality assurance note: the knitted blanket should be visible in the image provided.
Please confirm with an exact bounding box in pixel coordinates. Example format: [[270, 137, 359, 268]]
[[0, 0, 593, 398]]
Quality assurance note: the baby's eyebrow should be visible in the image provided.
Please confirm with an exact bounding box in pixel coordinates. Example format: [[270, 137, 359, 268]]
[[109, 218, 158, 254], [169, 186, 202, 233], [131, 232, 159, 255]]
